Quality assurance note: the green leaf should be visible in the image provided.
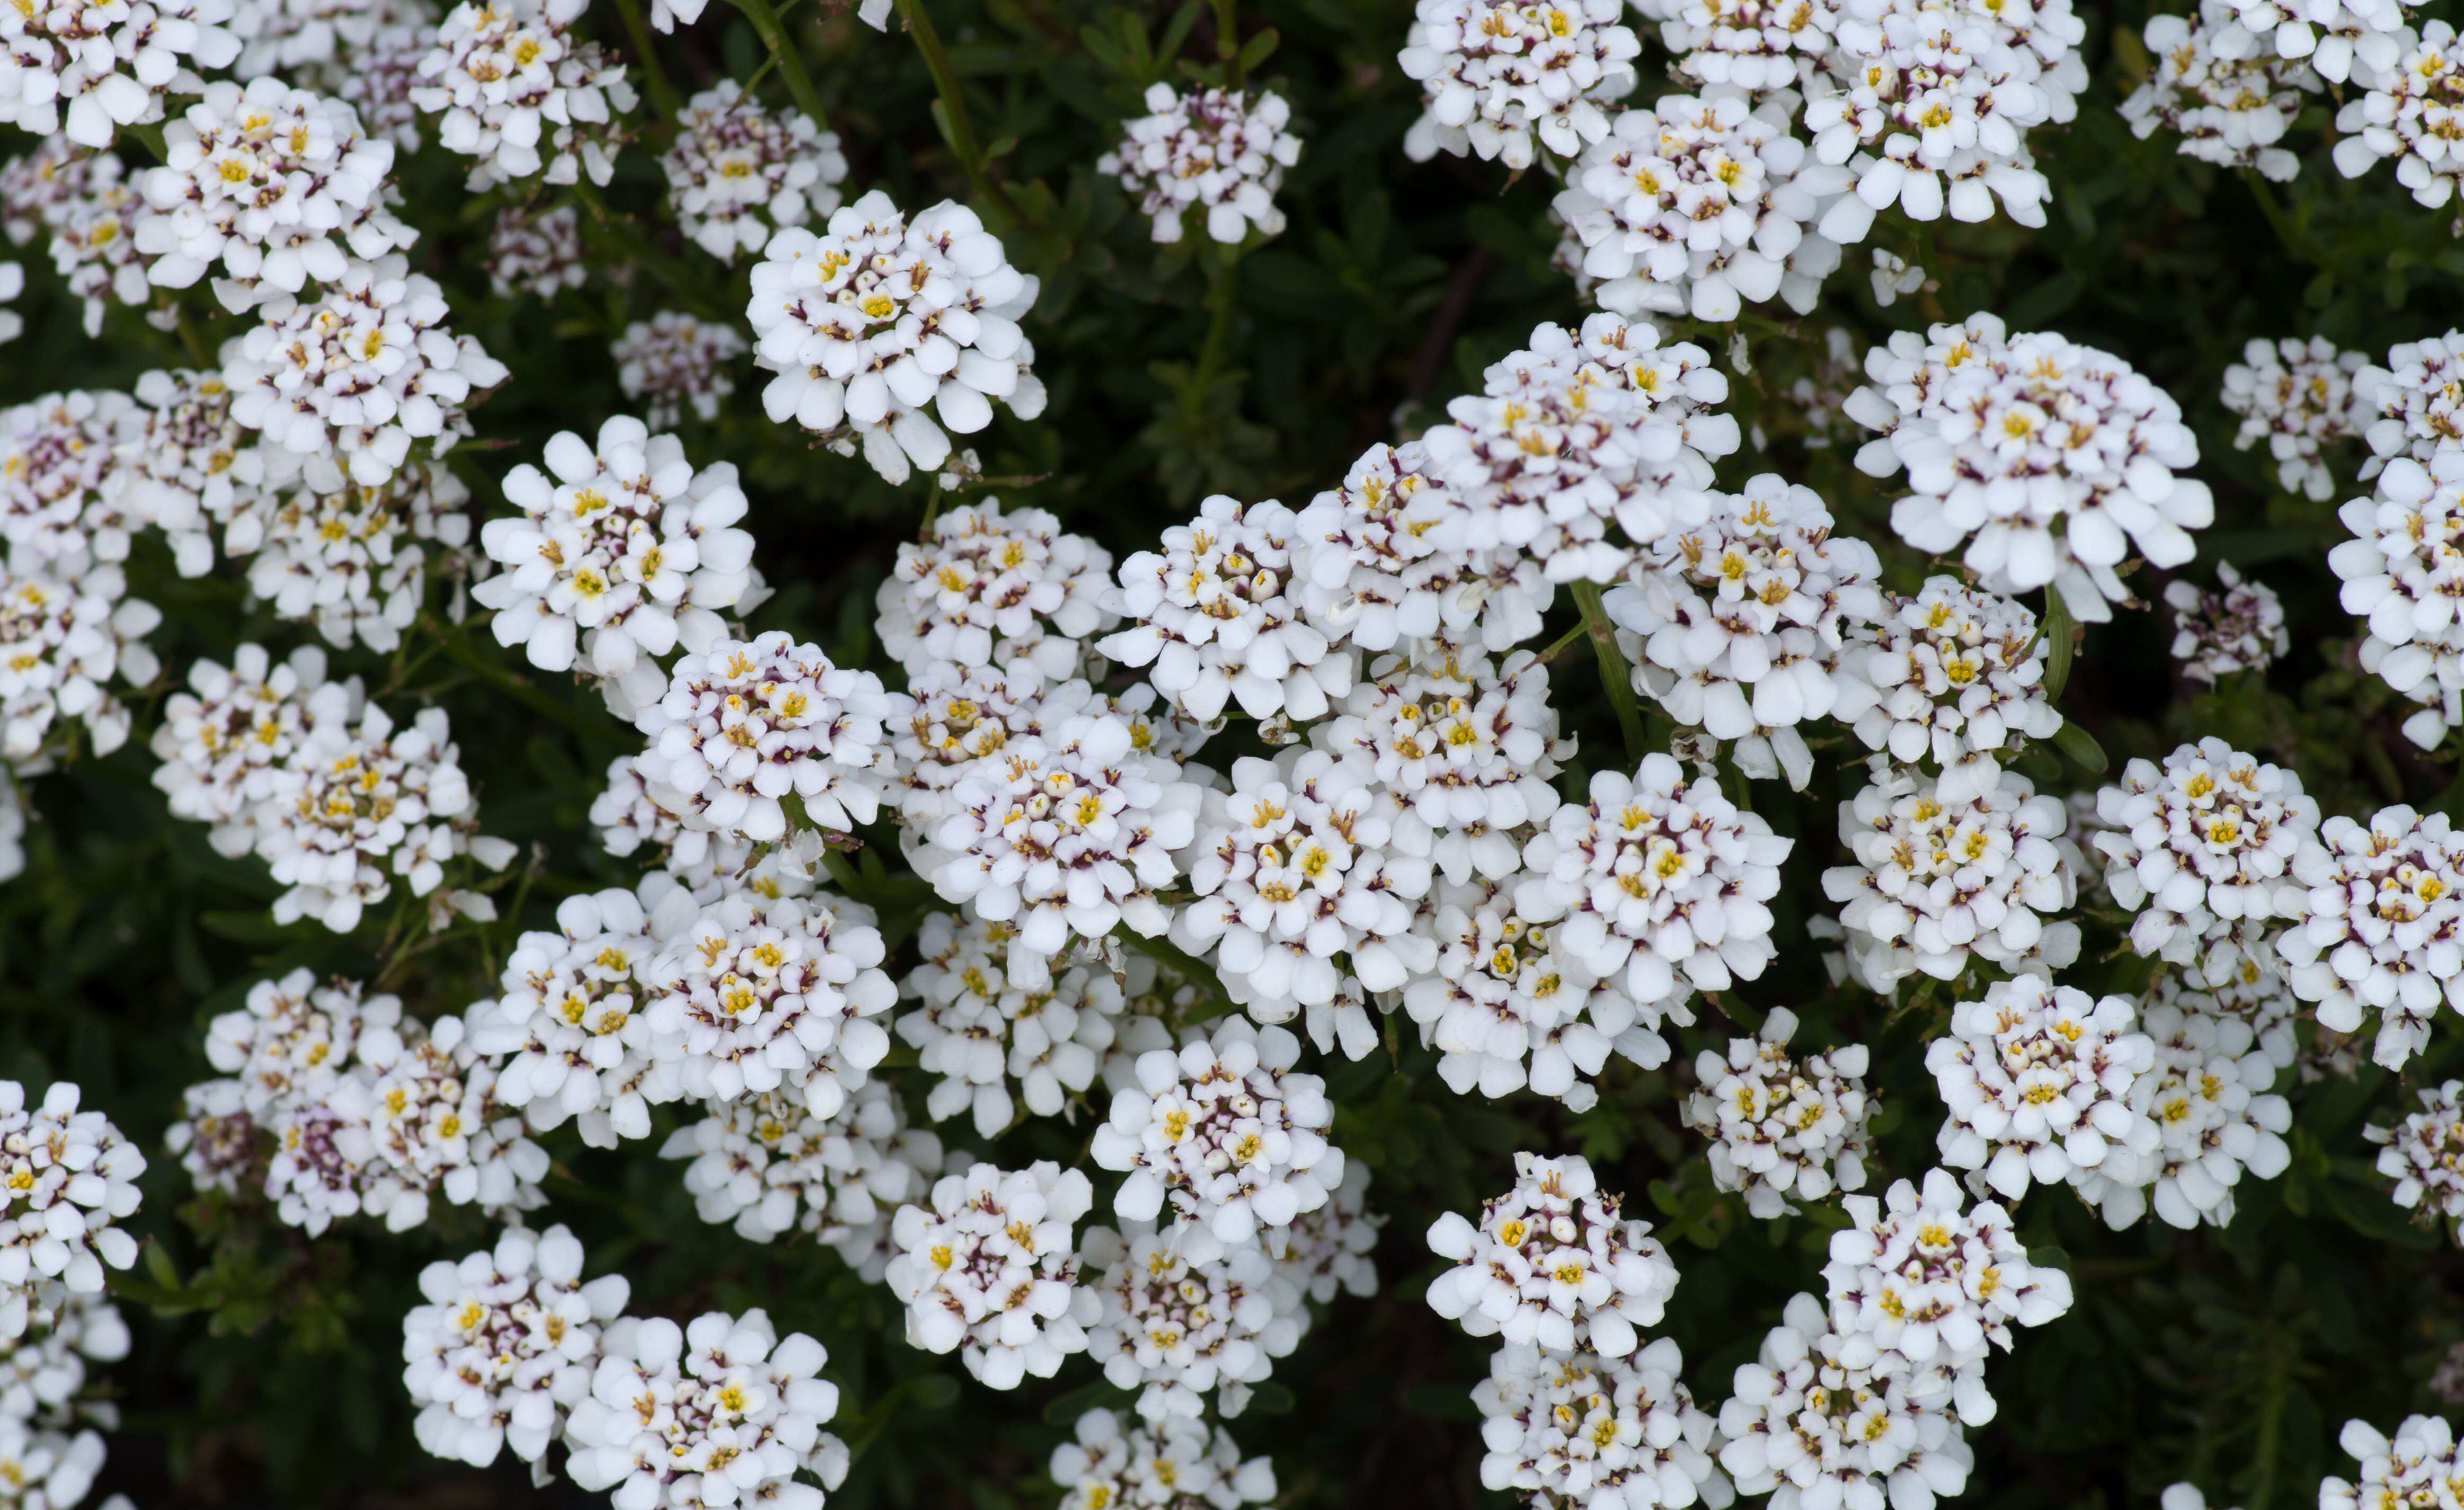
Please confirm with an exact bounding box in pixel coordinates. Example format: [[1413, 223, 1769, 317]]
[[905, 1374, 961, 1411], [1235, 26, 1279, 72], [2043, 585, 2076, 703], [2050, 717, 2108, 774]]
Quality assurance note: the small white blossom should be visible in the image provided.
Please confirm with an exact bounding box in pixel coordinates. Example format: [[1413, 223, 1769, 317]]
[[0, 1084, 143, 1343], [2165, 563, 2289, 683], [225, 0, 430, 85], [2091, 739, 2316, 981], [661, 1081, 943, 1274], [400, 1222, 631, 1470], [1083, 1221, 1306, 1421], [148, 641, 331, 838], [0, 549, 160, 762], [1050, 1409, 1277, 1510], [895, 911, 1125, 1137], [2368, 1080, 2464, 1239], [2329, 451, 2464, 747], [1683, 1007, 1873, 1219], [2280, 803, 2464, 1069], [0, 1423, 104, 1510], [1474, 1340, 1727, 1510], [878, 496, 1115, 688], [1925, 973, 2160, 1202], [663, 82, 846, 263], [1100, 84, 1300, 245], [2355, 332, 2464, 477], [1092, 1019, 1345, 1254], [0, 144, 149, 340], [410, 0, 637, 190], [2332, 21, 2464, 219], [1397, 0, 1641, 169], [1264, 1160, 1382, 1303], [1869, 250, 1925, 305], [1632, 0, 1838, 92], [614, 312, 747, 429], [309, 1016, 549, 1233], [2211, 0, 2405, 82], [242, 458, 475, 653], [1425, 1151, 1679, 1358], [2120, 3, 2317, 182], [1847, 313, 2212, 621], [884, 1160, 1101, 1389], [565, 1310, 846, 1510], [334, 14, 432, 149], [2073, 997, 2292, 1230], [0, 390, 138, 566], [112, 367, 303, 578], [485, 201, 583, 300], [0, 0, 240, 147], [747, 191, 1046, 486], [1845, 577, 2060, 805], [2323, 1418, 2461, 1510]]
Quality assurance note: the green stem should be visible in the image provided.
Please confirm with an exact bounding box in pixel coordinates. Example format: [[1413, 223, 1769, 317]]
[[894, 0, 1025, 224], [1213, 0, 1240, 85], [2238, 168, 2309, 265], [1190, 251, 1243, 401], [608, 0, 682, 120], [2248, 1337, 2288, 1510], [1570, 580, 1647, 763], [568, 179, 730, 322], [728, 0, 830, 130], [1537, 616, 1589, 665], [918, 476, 946, 540]]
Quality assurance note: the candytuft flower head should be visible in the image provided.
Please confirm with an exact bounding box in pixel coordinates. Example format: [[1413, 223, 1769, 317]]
[[2091, 739, 2316, 981], [1100, 83, 1301, 245], [878, 496, 1115, 689], [662, 82, 846, 263], [0, 0, 241, 147], [1473, 1340, 1727, 1510], [1845, 577, 2060, 805], [483, 201, 583, 301], [2279, 803, 2464, 1069], [895, 911, 1126, 1138], [2120, 3, 2317, 183], [2329, 450, 2464, 748], [2221, 335, 2368, 502], [2368, 1080, 2464, 1240], [614, 312, 747, 430], [1926, 974, 2160, 1202], [1396, 0, 1641, 169], [2073, 996, 2291, 1230], [410, 0, 638, 190], [2165, 563, 2288, 684], [2332, 23, 2464, 222], [1082, 1220, 1306, 1422], [884, 1160, 1101, 1389], [1425, 1151, 1679, 1357], [1683, 1007, 1873, 1218], [0, 1082, 144, 1343], [661, 1081, 943, 1272], [1050, 1408, 1277, 1510], [1821, 1167, 2073, 1389]]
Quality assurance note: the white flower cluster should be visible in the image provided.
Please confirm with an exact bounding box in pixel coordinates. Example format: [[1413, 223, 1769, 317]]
[[0, 0, 240, 147], [334, 12, 433, 150], [748, 190, 1046, 486], [1846, 576, 2060, 804], [410, 0, 637, 190], [2323, 1418, 2464, 1510], [1266, 1160, 1381, 1302], [2354, 332, 2464, 479], [400, 1222, 630, 1471], [2120, 2, 2317, 182], [2091, 739, 2316, 983], [1605, 473, 1883, 788], [1050, 1408, 1277, 1510], [1847, 313, 2212, 620], [113, 366, 302, 578], [1426, 1152, 1679, 1358], [1099, 83, 1300, 245], [2073, 995, 2291, 1230], [0, 546, 161, 763], [0, 1286, 127, 1504], [0, 1084, 141, 1345], [134, 77, 414, 310], [2, 144, 151, 339], [475, 415, 760, 713], [1822, 756, 2078, 987], [2213, 0, 2405, 82], [880, 496, 1115, 691], [884, 1160, 1101, 1388], [1082, 1221, 1306, 1422], [896, 911, 1125, 1138], [1799, 0, 2088, 238], [566, 1310, 846, 1510], [1926, 973, 2159, 1203], [1551, 87, 1846, 323], [2165, 563, 2288, 684], [1682, 1008, 1873, 1219], [2332, 23, 2464, 219], [1092, 1019, 1345, 1255], [2367, 1080, 2464, 1239], [2280, 804, 2464, 1069], [1396, 0, 1641, 169], [239, 458, 476, 653], [2329, 451, 2464, 748], [223, 0, 430, 88], [615, 312, 746, 429], [1474, 1340, 1728, 1510], [485, 201, 583, 300], [1630, 0, 1837, 92], [225, 252, 508, 487], [2221, 336, 2368, 501], [662, 1081, 943, 1274], [663, 82, 846, 263]]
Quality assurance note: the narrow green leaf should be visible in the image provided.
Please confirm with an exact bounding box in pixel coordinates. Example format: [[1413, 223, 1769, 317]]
[[2043, 585, 2076, 703], [1236, 26, 1279, 71], [2050, 717, 2107, 774]]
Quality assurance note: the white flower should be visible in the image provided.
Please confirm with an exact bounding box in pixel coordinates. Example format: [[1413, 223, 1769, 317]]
[[336, 15, 433, 149], [1683, 1007, 1872, 1219], [1264, 1160, 1382, 1303], [1098, 493, 1352, 723], [205, 969, 402, 1121], [1050, 1408, 1277, 1510], [1083, 1221, 1306, 1420], [660, 1081, 943, 1274], [2279, 803, 2464, 1069], [0, 1083, 144, 1342], [1397, 0, 1641, 169], [0, 549, 160, 762], [2091, 738, 2316, 980], [148, 641, 331, 837], [615, 312, 747, 429], [2329, 451, 2464, 747], [1800, 0, 2086, 238], [663, 82, 846, 263], [885, 1160, 1101, 1389], [747, 191, 1045, 486], [923, 713, 1202, 979], [2120, 3, 2317, 182], [167, 1080, 258, 1195], [1289, 438, 1553, 656], [0, 1286, 127, 1429], [1174, 748, 1435, 1008], [2211, 0, 2405, 82], [1869, 249, 1925, 305], [1324, 643, 1568, 882], [1821, 1167, 2072, 1404], [1715, 1292, 1975, 1510], [1425, 1151, 1679, 1357], [1843, 577, 2060, 806], [410, 0, 637, 190], [112, 367, 303, 578], [2323, 1419, 2460, 1510], [565, 1310, 846, 1510], [2153, 949, 2303, 1069], [2355, 332, 2464, 477], [0, 390, 139, 566], [1474, 1340, 1726, 1510], [243, 458, 475, 654], [2165, 563, 2289, 683], [1091, 1020, 1344, 1254], [896, 911, 1125, 1137], [225, 0, 429, 85], [1518, 754, 1791, 1016], [1925, 973, 2160, 1202], [1632, 0, 1839, 92], [475, 416, 759, 709], [1100, 83, 1300, 245], [225, 253, 509, 487], [316, 1016, 551, 1233], [485, 201, 583, 300], [1404, 875, 1681, 1106], [2334, 22, 2464, 212], [1847, 313, 2212, 620], [878, 496, 1115, 689], [1551, 87, 1848, 323], [633, 630, 896, 843], [1417, 317, 1736, 584], [2368, 1080, 2464, 1239], [637, 882, 897, 1117], [1606, 472, 1884, 789], [0, 1423, 104, 1510], [134, 77, 414, 309], [0, 0, 239, 147], [0, 144, 148, 340], [401, 1222, 631, 1470], [2073, 996, 2292, 1230]]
